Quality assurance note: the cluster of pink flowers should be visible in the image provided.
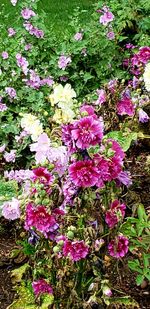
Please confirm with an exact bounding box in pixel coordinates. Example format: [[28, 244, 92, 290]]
[[24, 22, 44, 38], [21, 8, 36, 20], [4, 169, 34, 183], [63, 240, 89, 261], [2, 198, 20, 220], [16, 53, 29, 75], [3, 150, 16, 163], [25, 203, 59, 238], [108, 235, 129, 258], [32, 279, 53, 296], [105, 200, 126, 228], [58, 55, 72, 70], [25, 70, 54, 89]]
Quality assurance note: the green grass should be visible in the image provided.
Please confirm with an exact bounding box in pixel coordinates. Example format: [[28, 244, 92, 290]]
[[0, 0, 96, 37]]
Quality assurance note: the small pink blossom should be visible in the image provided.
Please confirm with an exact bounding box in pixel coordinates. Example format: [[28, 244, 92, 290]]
[[16, 53, 29, 75], [0, 103, 8, 112], [103, 286, 112, 297], [96, 89, 106, 105], [21, 8, 36, 20], [2, 51, 9, 59], [2, 198, 20, 220], [24, 43, 32, 51], [32, 279, 53, 296], [108, 235, 129, 258], [105, 200, 126, 228], [8, 28, 16, 37], [107, 31, 115, 40], [4, 150, 16, 162], [0, 144, 6, 153], [30, 133, 51, 163], [100, 11, 114, 26], [63, 240, 89, 261], [117, 97, 135, 116], [74, 32, 83, 41], [138, 109, 149, 123], [5, 87, 17, 99], [58, 55, 71, 70]]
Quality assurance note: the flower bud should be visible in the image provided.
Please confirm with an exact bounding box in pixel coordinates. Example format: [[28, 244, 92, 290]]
[[53, 246, 60, 253], [67, 231, 74, 239]]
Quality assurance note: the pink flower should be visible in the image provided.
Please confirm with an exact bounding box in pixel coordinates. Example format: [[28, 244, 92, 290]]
[[117, 171, 132, 187], [107, 31, 115, 40], [105, 200, 126, 228], [58, 55, 71, 70], [74, 32, 83, 41], [24, 43, 32, 51], [0, 103, 8, 112], [16, 53, 29, 75], [4, 150, 16, 162], [24, 22, 44, 38], [32, 279, 53, 296], [63, 240, 89, 261], [26, 70, 41, 89], [71, 116, 103, 149], [80, 105, 96, 117], [30, 133, 51, 163], [61, 123, 77, 154], [8, 28, 16, 37], [100, 11, 114, 26], [117, 97, 135, 116], [69, 160, 99, 187], [32, 167, 54, 185], [25, 203, 58, 238], [107, 79, 118, 93], [47, 146, 68, 177], [138, 109, 149, 123], [40, 77, 54, 87], [108, 235, 129, 258], [5, 87, 17, 99], [96, 89, 106, 105], [103, 286, 112, 297], [138, 46, 150, 64], [2, 198, 20, 220], [21, 8, 36, 20], [2, 51, 9, 59], [0, 144, 6, 153]]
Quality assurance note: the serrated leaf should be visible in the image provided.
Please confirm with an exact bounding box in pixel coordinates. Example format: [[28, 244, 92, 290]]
[[136, 274, 144, 286], [11, 263, 30, 284]]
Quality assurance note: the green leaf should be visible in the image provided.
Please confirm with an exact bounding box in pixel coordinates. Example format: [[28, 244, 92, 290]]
[[41, 294, 54, 308], [136, 274, 144, 286], [105, 131, 137, 151]]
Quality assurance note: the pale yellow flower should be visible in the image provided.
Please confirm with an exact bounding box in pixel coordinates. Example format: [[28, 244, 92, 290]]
[[49, 83, 76, 106], [143, 62, 150, 92], [53, 108, 75, 124], [21, 113, 43, 141]]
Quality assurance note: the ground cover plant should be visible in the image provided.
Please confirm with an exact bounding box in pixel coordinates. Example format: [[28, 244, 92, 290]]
[[0, 0, 150, 308]]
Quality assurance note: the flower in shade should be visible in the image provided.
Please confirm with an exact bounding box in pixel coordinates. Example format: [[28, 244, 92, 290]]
[[71, 116, 103, 149], [99, 10, 114, 26], [108, 235, 129, 258], [69, 160, 99, 187], [96, 89, 106, 105], [4, 150, 16, 162], [105, 200, 126, 229], [21, 8, 36, 20], [74, 32, 83, 41], [63, 240, 89, 261], [32, 167, 54, 185], [58, 55, 71, 70], [107, 31, 115, 40], [0, 103, 8, 112], [32, 279, 53, 296], [138, 108, 149, 123], [2, 51, 9, 59], [2, 198, 20, 220], [102, 286, 112, 297], [25, 203, 59, 238], [0, 144, 6, 153], [117, 97, 135, 116], [5, 87, 17, 99], [143, 62, 150, 92], [8, 28, 16, 37]]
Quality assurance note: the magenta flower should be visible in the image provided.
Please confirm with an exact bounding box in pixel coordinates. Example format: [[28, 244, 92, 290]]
[[32, 167, 54, 185], [80, 104, 97, 118], [0, 103, 8, 112], [25, 203, 58, 238], [138, 109, 149, 123], [69, 160, 99, 187], [117, 171, 132, 187], [21, 8, 36, 20], [63, 240, 89, 261], [61, 123, 77, 154], [4, 150, 16, 162], [2, 51, 9, 59], [105, 200, 126, 228], [32, 279, 53, 296], [100, 11, 114, 26], [5, 87, 17, 99], [74, 32, 83, 41], [96, 89, 106, 105], [71, 116, 103, 149], [117, 97, 135, 116], [58, 55, 71, 70], [2, 198, 20, 220], [108, 235, 129, 258], [107, 31, 115, 40], [8, 28, 16, 37]]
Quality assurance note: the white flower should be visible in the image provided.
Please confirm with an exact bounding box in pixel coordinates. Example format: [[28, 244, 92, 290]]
[[49, 83, 76, 106], [143, 62, 150, 92], [21, 113, 43, 141]]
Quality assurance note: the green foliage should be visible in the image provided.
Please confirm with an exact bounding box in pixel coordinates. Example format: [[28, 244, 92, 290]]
[[105, 131, 137, 152], [0, 179, 18, 207]]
